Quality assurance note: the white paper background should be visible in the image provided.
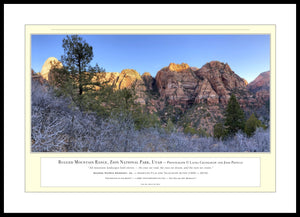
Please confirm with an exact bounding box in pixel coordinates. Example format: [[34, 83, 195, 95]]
[[4, 4, 296, 213]]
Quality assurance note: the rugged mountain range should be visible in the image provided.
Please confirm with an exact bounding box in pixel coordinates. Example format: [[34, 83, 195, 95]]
[[35, 57, 270, 135], [247, 71, 270, 103]]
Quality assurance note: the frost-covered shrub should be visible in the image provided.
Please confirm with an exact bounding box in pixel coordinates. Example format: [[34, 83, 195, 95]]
[[251, 127, 270, 152], [31, 80, 270, 152], [220, 128, 270, 152], [31, 80, 73, 152]]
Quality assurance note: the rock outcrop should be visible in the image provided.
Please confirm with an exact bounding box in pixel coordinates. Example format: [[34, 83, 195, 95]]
[[90, 69, 148, 105], [90, 72, 120, 90], [155, 63, 199, 106], [40, 57, 63, 81], [247, 71, 270, 93], [194, 61, 248, 105], [247, 70, 270, 108], [142, 72, 156, 91], [114, 69, 142, 90], [242, 78, 248, 86], [155, 61, 249, 107]]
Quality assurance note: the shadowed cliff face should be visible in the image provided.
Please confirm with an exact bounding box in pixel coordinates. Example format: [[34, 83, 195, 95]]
[[142, 72, 156, 91]]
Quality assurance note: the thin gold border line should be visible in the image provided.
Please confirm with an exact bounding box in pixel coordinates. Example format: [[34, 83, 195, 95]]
[[50, 29, 251, 31]]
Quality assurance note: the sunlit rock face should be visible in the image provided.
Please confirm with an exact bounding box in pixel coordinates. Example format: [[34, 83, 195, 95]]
[[114, 69, 143, 90], [90, 72, 120, 91], [90, 69, 148, 105], [155, 63, 199, 106], [114, 69, 147, 105], [155, 61, 249, 107], [40, 57, 63, 81]]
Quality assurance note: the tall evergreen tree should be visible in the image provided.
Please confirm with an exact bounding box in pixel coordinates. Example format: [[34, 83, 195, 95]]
[[50, 35, 108, 111], [61, 35, 94, 96], [224, 94, 245, 137]]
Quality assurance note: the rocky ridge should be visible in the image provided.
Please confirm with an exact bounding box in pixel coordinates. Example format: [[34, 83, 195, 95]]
[[40, 57, 63, 81], [247, 71, 270, 103], [34, 58, 270, 135], [154, 61, 263, 109], [247, 71, 270, 93]]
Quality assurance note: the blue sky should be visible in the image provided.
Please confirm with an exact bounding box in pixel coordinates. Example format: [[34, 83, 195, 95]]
[[31, 34, 270, 83]]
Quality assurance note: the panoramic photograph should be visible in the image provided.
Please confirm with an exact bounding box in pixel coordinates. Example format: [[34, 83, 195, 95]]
[[31, 34, 271, 152]]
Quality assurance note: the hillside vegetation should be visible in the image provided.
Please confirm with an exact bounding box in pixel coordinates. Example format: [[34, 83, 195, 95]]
[[31, 79, 270, 152]]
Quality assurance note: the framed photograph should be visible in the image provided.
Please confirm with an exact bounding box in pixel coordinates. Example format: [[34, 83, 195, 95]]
[[25, 24, 275, 192]]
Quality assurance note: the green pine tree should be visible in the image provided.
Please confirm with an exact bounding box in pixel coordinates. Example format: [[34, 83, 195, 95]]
[[224, 94, 245, 137], [244, 113, 263, 137], [51, 35, 107, 112], [61, 35, 94, 96], [213, 122, 226, 139]]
